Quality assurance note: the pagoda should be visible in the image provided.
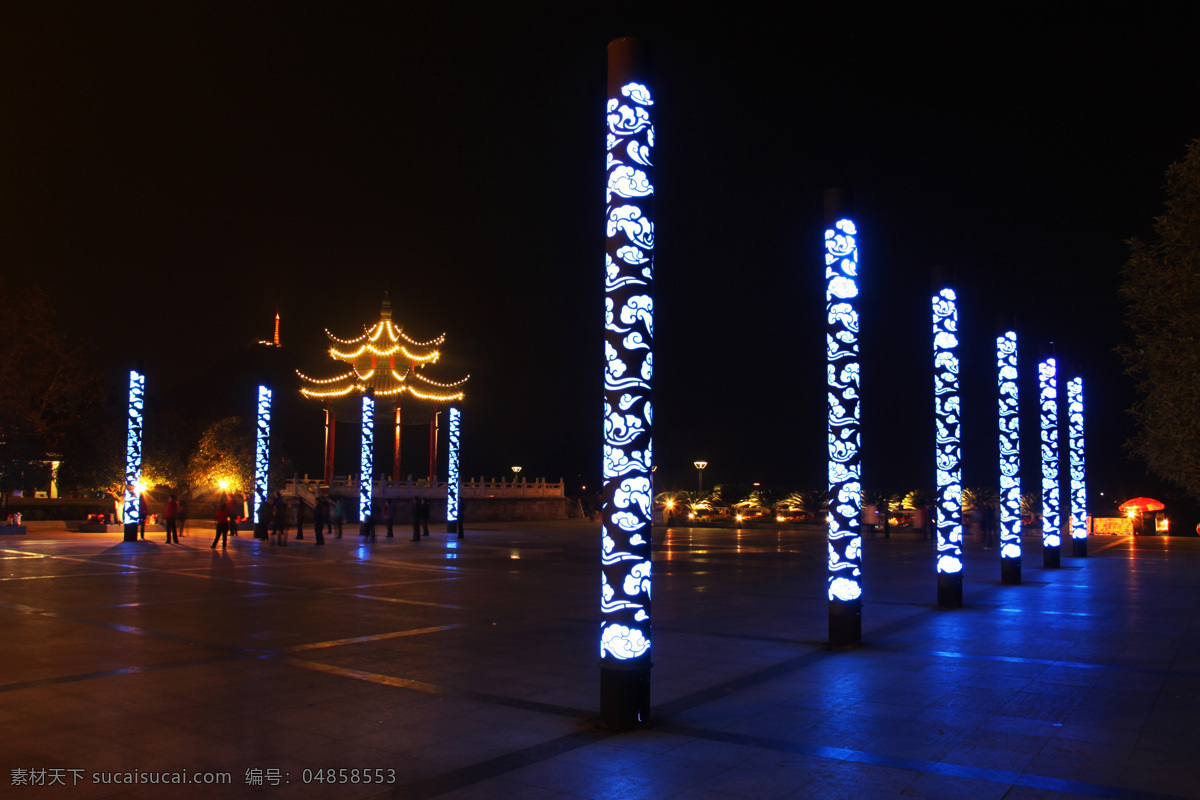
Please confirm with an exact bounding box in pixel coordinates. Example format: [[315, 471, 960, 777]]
[[298, 293, 468, 485]]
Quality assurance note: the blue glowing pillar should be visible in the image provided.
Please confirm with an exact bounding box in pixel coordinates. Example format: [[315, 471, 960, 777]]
[[253, 385, 272, 525], [933, 289, 963, 607], [1068, 375, 1087, 557], [824, 189, 861, 645], [446, 407, 461, 533], [1039, 356, 1061, 567], [360, 390, 374, 534], [997, 331, 1021, 584], [601, 36, 654, 730], [123, 368, 145, 542]]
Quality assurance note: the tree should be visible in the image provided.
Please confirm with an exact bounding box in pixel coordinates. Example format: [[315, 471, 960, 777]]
[[186, 417, 254, 492], [1120, 139, 1200, 498], [0, 279, 102, 506]]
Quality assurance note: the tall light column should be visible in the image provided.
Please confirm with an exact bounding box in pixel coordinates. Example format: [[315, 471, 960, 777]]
[[824, 188, 862, 645], [123, 368, 145, 543], [253, 384, 272, 526], [1039, 354, 1061, 568], [446, 407, 461, 532], [360, 390, 375, 536], [601, 36, 654, 730], [1068, 375, 1087, 557], [933, 288, 963, 607], [997, 330, 1021, 584]]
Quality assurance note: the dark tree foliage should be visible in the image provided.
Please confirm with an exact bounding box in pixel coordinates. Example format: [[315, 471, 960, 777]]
[[0, 280, 101, 499], [1120, 139, 1200, 499]]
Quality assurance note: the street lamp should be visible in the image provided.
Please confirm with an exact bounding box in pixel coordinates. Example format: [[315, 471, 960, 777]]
[[511, 466, 522, 480], [693, 461, 707, 492]]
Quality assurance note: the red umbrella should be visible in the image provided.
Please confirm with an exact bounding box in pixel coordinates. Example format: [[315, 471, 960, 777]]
[[1119, 497, 1165, 513]]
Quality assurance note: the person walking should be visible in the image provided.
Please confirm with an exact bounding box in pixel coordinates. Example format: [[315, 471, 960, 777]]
[[332, 497, 345, 539], [383, 498, 395, 538], [272, 492, 287, 544], [419, 496, 430, 537], [411, 497, 422, 542], [163, 494, 179, 544], [138, 491, 150, 539], [228, 492, 241, 537], [982, 500, 997, 550], [177, 496, 188, 537], [211, 493, 230, 549], [293, 497, 305, 540], [312, 497, 326, 545]]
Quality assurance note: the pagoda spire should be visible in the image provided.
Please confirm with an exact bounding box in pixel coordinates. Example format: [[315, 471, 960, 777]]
[[381, 291, 393, 321]]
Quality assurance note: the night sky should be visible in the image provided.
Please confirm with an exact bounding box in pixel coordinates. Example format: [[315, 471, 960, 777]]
[[4, 5, 1199, 516]]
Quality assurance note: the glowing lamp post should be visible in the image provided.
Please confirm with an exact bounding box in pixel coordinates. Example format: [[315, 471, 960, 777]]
[[1039, 355, 1061, 568], [601, 36, 654, 730], [360, 390, 374, 536], [446, 407, 461, 533], [693, 461, 707, 493], [253, 384, 272, 528], [1068, 375, 1087, 557], [123, 368, 145, 542], [824, 190, 862, 644], [997, 330, 1021, 584], [933, 288, 962, 608]]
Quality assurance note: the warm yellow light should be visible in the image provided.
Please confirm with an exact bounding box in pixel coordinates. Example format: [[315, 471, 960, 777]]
[[665, 500, 675, 509], [1126, 509, 1137, 518], [688, 513, 695, 520], [218, 479, 230, 491], [776, 515, 784, 523], [736, 514, 743, 522]]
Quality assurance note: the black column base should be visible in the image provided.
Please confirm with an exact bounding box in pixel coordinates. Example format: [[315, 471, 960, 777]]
[[1044, 544, 1061, 568], [447, 519, 456, 533], [938, 572, 962, 608], [457, 517, 464, 539], [1001, 558, 1021, 585], [600, 664, 650, 730], [123, 523, 139, 543], [1072, 538, 1088, 557], [829, 599, 861, 647]]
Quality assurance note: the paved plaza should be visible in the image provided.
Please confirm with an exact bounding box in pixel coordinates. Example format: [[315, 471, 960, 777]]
[[2, 520, 1199, 799]]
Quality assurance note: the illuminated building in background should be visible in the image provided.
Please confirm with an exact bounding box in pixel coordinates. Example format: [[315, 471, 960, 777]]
[[447, 407, 461, 530], [997, 331, 1021, 583], [1068, 375, 1087, 556], [933, 289, 962, 607], [824, 190, 861, 645], [123, 369, 145, 540], [360, 391, 374, 524], [1039, 356, 1061, 568], [253, 385, 272, 525], [298, 293, 468, 485], [601, 37, 653, 730]]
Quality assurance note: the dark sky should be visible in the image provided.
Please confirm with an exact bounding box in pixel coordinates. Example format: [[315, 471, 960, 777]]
[[3, 4, 1199, 514]]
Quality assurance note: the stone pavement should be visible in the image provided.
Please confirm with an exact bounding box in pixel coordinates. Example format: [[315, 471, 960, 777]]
[[1, 521, 1198, 799]]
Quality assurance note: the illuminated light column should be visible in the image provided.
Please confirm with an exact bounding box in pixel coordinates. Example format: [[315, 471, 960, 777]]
[[601, 36, 654, 730], [824, 188, 862, 645], [446, 407, 461, 533], [253, 384, 272, 526], [933, 288, 963, 608], [122, 368, 145, 543], [997, 330, 1022, 584], [360, 390, 375, 536], [1068, 375, 1087, 557], [1039, 354, 1061, 568]]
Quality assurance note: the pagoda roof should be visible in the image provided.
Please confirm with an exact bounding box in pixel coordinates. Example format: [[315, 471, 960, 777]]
[[298, 294, 468, 402]]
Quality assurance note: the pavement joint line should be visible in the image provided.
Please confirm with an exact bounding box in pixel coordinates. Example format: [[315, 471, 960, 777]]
[[366, 727, 610, 800], [335, 591, 462, 609], [657, 722, 1190, 800], [0, 570, 139, 581], [266, 624, 465, 653], [0, 654, 245, 694]]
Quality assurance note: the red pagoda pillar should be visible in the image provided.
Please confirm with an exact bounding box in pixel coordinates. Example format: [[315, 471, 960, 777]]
[[393, 402, 402, 480], [323, 403, 336, 486]]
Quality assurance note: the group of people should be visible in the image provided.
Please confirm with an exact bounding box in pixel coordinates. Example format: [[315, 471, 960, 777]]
[[208, 492, 434, 548]]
